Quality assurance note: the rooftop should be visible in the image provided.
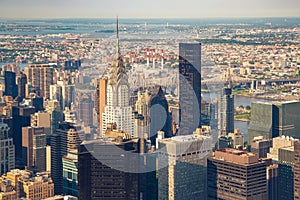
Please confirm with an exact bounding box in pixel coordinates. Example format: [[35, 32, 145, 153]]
[[214, 148, 260, 165]]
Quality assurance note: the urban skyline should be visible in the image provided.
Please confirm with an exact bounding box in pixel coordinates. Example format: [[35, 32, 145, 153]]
[[0, 4, 299, 198]]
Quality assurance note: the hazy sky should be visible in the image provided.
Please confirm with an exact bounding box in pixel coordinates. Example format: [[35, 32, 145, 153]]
[[0, 0, 299, 19]]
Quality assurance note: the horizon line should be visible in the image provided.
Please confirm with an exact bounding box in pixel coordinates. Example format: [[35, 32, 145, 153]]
[[1, 16, 300, 21]]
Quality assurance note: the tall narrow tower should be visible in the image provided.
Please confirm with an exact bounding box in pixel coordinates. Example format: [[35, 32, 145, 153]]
[[161, 50, 164, 69], [179, 43, 202, 135], [146, 48, 150, 67], [102, 17, 134, 136]]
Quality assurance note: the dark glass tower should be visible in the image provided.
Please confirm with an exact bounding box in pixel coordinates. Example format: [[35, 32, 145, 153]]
[[248, 101, 300, 142], [12, 106, 35, 168], [4, 71, 18, 98], [179, 43, 201, 135], [18, 73, 27, 99], [51, 122, 69, 194], [78, 140, 139, 200], [218, 87, 234, 135]]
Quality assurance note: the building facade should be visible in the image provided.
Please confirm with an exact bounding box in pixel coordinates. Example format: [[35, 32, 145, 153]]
[[150, 86, 171, 144], [22, 126, 47, 173], [248, 101, 300, 142], [178, 43, 201, 135], [157, 132, 212, 200], [218, 88, 234, 135], [278, 146, 294, 200], [0, 123, 15, 176], [102, 19, 134, 136], [208, 149, 268, 200], [24, 64, 54, 99], [294, 141, 300, 199]]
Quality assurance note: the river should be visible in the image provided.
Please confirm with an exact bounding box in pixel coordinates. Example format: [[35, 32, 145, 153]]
[[202, 91, 272, 142]]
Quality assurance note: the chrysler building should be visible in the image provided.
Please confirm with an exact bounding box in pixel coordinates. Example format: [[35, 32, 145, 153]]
[[102, 18, 134, 136]]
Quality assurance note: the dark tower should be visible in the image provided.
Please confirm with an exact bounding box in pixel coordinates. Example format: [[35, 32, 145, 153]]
[[12, 106, 36, 168], [51, 122, 69, 194], [149, 86, 171, 144], [179, 43, 201, 135], [218, 88, 234, 135], [4, 71, 18, 98], [18, 73, 27, 99]]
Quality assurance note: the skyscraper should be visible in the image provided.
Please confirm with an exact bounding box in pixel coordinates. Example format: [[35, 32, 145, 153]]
[[4, 71, 18, 98], [251, 136, 272, 158], [179, 43, 201, 135], [17, 73, 27, 100], [22, 126, 47, 173], [12, 106, 35, 166], [149, 86, 171, 144], [294, 141, 300, 200], [248, 101, 300, 142], [95, 78, 107, 137], [157, 131, 212, 200], [0, 123, 15, 176], [78, 140, 138, 200], [134, 90, 150, 139], [208, 148, 268, 200], [267, 163, 278, 200], [24, 64, 54, 99], [62, 124, 83, 196], [102, 18, 134, 136], [51, 123, 68, 194], [278, 146, 295, 200], [50, 81, 75, 111], [218, 87, 234, 135], [77, 93, 93, 127]]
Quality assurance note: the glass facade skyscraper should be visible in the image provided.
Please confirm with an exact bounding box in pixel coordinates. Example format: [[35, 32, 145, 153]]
[[248, 101, 300, 142], [179, 43, 201, 135]]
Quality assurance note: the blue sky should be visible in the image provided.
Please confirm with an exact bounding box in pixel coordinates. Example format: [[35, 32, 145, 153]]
[[0, 0, 299, 19]]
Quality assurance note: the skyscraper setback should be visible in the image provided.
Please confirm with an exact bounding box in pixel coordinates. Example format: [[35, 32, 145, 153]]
[[179, 43, 201, 135], [101, 18, 134, 136]]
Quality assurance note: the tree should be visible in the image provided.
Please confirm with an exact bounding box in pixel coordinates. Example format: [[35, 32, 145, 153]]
[[246, 105, 251, 110], [238, 105, 244, 109]]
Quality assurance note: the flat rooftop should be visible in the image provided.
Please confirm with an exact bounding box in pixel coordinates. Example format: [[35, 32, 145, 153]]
[[214, 148, 259, 165]]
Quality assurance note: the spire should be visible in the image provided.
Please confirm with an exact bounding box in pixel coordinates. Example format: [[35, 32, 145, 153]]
[[108, 16, 127, 86], [116, 16, 120, 56]]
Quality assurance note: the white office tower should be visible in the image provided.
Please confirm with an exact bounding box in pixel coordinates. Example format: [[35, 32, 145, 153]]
[[0, 123, 15, 176], [102, 18, 134, 137], [157, 130, 212, 200], [50, 81, 75, 110]]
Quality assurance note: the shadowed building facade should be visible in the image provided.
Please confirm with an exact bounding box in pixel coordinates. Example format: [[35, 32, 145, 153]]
[[294, 141, 300, 199], [149, 86, 171, 144], [179, 43, 201, 135], [218, 88, 234, 135]]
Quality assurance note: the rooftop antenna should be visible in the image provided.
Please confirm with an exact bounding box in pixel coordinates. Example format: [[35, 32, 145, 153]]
[[116, 16, 120, 55]]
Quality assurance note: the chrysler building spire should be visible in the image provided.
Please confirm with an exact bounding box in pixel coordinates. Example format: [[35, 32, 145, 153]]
[[108, 16, 127, 86], [116, 16, 120, 56]]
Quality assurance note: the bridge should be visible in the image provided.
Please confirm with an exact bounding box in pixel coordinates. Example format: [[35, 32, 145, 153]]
[[202, 77, 300, 86]]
